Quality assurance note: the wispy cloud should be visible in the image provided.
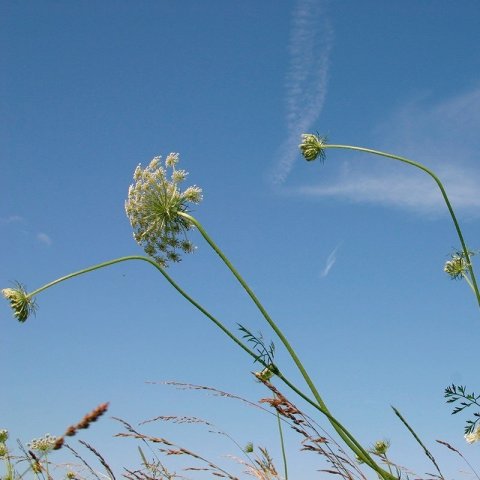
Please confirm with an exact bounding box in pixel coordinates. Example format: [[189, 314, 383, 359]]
[[37, 232, 52, 246], [320, 244, 341, 278], [271, 0, 333, 185], [296, 85, 480, 215], [1, 215, 53, 245], [0, 215, 24, 225]]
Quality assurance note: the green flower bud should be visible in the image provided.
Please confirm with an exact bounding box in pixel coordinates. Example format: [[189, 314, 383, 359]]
[[244, 442, 254, 453], [444, 250, 475, 280], [372, 439, 390, 455], [0, 429, 8, 443], [2, 284, 37, 322], [0, 444, 8, 458], [299, 133, 327, 162]]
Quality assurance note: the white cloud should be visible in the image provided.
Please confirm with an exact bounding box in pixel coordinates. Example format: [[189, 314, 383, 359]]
[[296, 85, 480, 216], [320, 244, 340, 278], [0, 215, 24, 225], [271, 0, 333, 185], [37, 232, 52, 246]]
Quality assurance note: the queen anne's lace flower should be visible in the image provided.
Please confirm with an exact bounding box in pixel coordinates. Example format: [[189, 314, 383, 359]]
[[299, 133, 327, 162], [2, 283, 37, 322], [465, 425, 480, 444], [444, 252, 472, 280], [125, 153, 202, 267], [28, 433, 57, 452]]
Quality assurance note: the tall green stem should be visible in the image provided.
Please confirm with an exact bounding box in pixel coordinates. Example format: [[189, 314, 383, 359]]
[[25, 254, 372, 462], [322, 144, 480, 311], [21, 253, 395, 478], [27, 256, 261, 362], [179, 212, 396, 479], [276, 406, 288, 480]]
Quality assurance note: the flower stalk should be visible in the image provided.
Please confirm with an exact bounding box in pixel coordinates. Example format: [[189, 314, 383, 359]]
[[3, 152, 398, 479], [177, 211, 396, 477], [299, 134, 480, 312]]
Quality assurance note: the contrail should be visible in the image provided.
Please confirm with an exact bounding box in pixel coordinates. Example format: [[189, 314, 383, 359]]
[[271, 0, 333, 185], [320, 243, 340, 278]]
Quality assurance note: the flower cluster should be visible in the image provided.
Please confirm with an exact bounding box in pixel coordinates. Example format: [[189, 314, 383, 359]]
[[2, 283, 36, 322], [444, 251, 474, 280], [371, 439, 390, 456], [0, 429, 8, 458], [28, 433, 58, 453], [125, 153, 202, 267], [465, 425, 480, 444], [299, 133, 327, 162]]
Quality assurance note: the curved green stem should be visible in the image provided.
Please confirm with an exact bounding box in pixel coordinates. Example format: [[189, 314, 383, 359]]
[[27, 255, 261, 362], [179, 213, 396, 479], [28, 256, 150, 298], [23, 254, 395, 479], [322, 144, 480, 311]]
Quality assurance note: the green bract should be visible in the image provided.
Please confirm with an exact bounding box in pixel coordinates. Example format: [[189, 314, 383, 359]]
[[299, 133, 327, 162], [1, 283, 36, 323]]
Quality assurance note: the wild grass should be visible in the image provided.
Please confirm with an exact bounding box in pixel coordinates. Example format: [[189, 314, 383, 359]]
[[2, 135, 479, 479], [2, 380, 479, 480]]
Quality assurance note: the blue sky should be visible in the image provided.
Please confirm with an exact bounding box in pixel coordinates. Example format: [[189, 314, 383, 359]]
[[2, 1, 480, 478]]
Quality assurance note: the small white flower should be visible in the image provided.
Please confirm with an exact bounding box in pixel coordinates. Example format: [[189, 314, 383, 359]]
[[165, 152, 179, 167], [465, 425, 480, 444], [29, 433, 57, 452]]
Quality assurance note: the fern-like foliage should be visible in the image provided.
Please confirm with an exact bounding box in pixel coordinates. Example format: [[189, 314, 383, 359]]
[[445, 384, 480, 434], [237, 324, 278, 376]]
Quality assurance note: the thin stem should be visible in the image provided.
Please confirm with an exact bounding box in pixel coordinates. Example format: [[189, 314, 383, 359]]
[[323, 144, 480, 311], [179, 212, 396, 479], [392, 406, 444, 480], [26, 255, 263, 364], [161, 262, 387, 476], [462, 272, 476, 294], [275, 404, 288, 480], [23, 253, 395, 479], [28, 256, 152, 298]]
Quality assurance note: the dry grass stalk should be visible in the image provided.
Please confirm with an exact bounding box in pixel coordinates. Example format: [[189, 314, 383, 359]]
[[54, 403, 110, 450], [78, 440, 115, 480], [114, 418, 240, 480]]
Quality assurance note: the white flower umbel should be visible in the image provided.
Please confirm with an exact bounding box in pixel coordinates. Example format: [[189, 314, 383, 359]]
[[465, 425, 480, 444], [125, 153, 202, 267], [28, 433, 57, 453]]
